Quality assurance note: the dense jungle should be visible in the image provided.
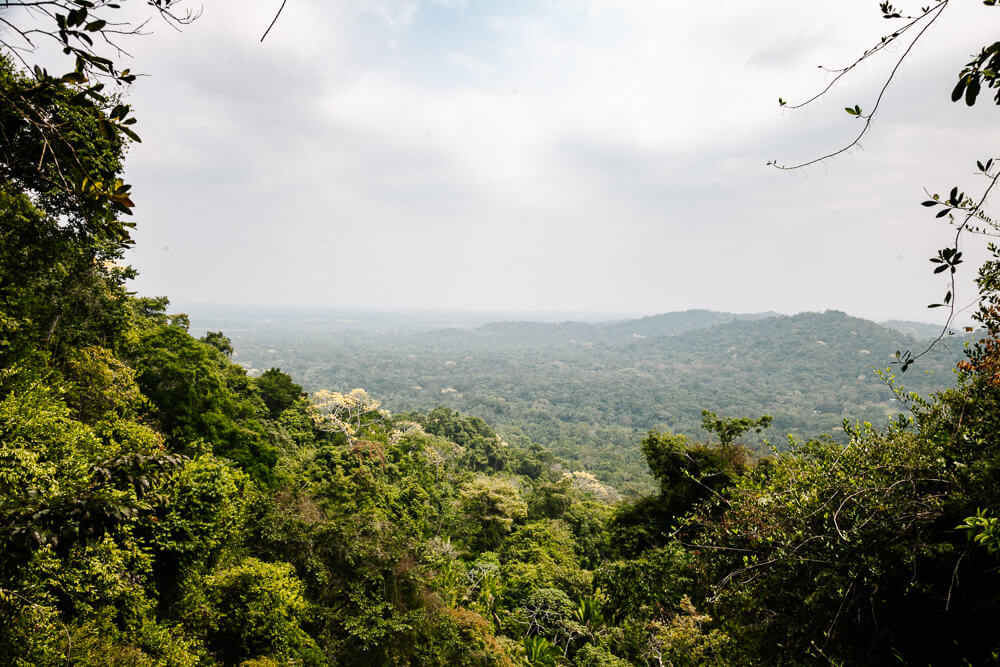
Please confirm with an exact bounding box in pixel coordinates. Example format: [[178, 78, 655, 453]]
[[2, 1, 1000, 665]]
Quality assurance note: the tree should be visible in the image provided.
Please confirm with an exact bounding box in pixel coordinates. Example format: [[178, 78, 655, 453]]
[[200, 331, 234, 358], [0, 59, 139, 379], [256, 367, 306, 418], [130, 322, 277, 481], [699, 411, 771, 449], [309, 388, 384, 443], [188, 557, 313, 664], [459, 476, 528, 551], [0, 1, 199, 238]]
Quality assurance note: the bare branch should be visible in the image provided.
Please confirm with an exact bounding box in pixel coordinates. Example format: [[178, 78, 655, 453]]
[[784, 2, 946, 111], [261, 0, 287, 42], [770, 2, 948, 171]]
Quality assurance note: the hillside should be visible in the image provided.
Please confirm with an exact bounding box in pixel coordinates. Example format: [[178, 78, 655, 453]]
[[216, 309, 968, 489]]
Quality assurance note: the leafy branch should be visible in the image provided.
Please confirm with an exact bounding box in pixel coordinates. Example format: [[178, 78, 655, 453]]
[[895, 163, 1000, 370], [768, 1, 1000, 371], [0, 0, 198, 239]]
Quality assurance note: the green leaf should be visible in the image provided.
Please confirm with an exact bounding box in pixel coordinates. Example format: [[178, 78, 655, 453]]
[[97, 118, 115, 140], [118, 124, 141, 143]]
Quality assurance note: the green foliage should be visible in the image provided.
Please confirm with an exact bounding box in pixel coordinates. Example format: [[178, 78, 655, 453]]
[[640, 596, 730, 667], [416, 406, 510, 472], [185, 557, 313, 664], [130, 323, 277, 481], [961, 508, 1000, 555], [594, 543, 693, 624], [523, 634, 562, 666], [200, 330, 234, 357], [699, 410, 772, 448], [410, 607, 518, 666], [0, 384, 177, 559], [460, 475, 528, 551], [255, 367, 306, 418], [609, 430, 747, 556], [952, 40, 1000, 106], [0, 182, 132, 375], [152, 455, 250, 575], [691, 419, 1000, 664], [232, 309, 967, 488], [62, 346, 148, 421], [0, 55, 130, 240], [572, 643, 631, 667]]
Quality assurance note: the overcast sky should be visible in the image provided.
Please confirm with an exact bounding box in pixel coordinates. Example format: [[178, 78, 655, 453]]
[[114, 1, 997, 322]]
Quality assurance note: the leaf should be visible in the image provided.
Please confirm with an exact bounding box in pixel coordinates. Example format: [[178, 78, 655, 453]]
[[936, 208, 951, 218], [97, 118, 115, 140], [921, 200, 938, 207], [117, 124, 141, 143], [966, 77, 981, 106], [952, 78, 967, 102], [66, 8, 86, 26]]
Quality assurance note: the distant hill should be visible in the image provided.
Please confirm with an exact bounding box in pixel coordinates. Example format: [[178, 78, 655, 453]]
[[598, 309, 781, 341], [879, 319, 956, 339], [463, 309, 779, 347], [214, 309, 972, 490]]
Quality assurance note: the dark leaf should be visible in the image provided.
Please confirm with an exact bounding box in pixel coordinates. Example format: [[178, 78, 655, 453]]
[[952, 78, 967, 102], [966, 77, 981, 106]]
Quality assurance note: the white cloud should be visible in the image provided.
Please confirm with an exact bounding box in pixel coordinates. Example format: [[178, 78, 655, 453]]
[[121, 0, 997, 323]]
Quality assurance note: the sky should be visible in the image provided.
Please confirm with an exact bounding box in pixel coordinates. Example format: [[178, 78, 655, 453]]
[[104, 0, 999, 322]]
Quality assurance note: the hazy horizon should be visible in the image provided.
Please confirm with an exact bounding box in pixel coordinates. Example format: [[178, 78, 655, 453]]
[[173, 300, 949, 335]]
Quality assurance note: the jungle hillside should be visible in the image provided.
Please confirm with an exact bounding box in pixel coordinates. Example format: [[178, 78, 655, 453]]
[[2, 1, 1000, 666]]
